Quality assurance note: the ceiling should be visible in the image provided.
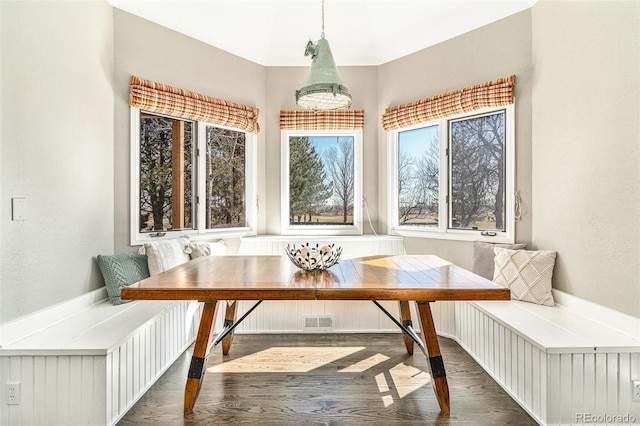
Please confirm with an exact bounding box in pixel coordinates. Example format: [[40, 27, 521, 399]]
[[107, 0, 536, 66]]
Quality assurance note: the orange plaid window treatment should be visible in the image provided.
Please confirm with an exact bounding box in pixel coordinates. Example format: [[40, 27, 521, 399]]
[[381, 75, 515, 131], [129, 76, 260, 133], [279, 110, 364, 131]]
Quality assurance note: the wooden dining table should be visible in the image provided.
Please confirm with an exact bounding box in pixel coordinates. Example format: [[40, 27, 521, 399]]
[[121, 254, 510, 416]]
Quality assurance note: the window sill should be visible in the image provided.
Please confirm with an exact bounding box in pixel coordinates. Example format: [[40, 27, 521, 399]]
[[280, 226, 363, 236], [390, 228, 514, 244], [131, 228, 256, 246]]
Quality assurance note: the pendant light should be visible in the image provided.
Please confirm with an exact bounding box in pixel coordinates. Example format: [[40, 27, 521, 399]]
[[295, 0, 352, 111]]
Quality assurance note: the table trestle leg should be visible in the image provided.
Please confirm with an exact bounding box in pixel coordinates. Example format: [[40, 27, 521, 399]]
[[212, 300, 263, 351], [372, 300, 426, 355], [184, 301, 218, 415], [220, 301, 238, 355], [398, 301, 415, 355], [415, 301, 450, 414]]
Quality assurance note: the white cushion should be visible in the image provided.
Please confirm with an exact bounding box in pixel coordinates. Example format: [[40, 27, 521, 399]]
[[493, 247, 557, 306], [139, 237, 191, 275], [185, 241, 227, 259]]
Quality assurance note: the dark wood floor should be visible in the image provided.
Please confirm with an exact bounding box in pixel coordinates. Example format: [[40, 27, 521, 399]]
[[119, 333, 536, 425]]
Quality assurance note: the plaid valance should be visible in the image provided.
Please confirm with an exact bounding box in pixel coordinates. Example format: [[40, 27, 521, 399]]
[[129, 76, 260, 133], [279, 110, 364, 131], [381, 75, 515, 131]]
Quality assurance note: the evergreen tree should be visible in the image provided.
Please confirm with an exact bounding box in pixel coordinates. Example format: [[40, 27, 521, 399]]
[[139, 116, 193, 232], [289, 137, 332, 223], [139, 117, 173, 231]]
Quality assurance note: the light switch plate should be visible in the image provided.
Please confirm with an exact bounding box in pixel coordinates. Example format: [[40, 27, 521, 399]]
[[12, 198, 26, 221]]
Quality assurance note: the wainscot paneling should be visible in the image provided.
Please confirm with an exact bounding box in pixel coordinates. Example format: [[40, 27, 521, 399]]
[[0, 296, 202, 426], [453, 300, 640, 426]]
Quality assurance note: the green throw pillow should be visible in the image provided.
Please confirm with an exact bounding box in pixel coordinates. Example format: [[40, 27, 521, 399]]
[[97, 253, 150, 305]]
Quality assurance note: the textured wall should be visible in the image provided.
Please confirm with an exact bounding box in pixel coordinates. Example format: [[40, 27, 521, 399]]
[[0, 1, 115, 323], [531, 0, 640, 317]]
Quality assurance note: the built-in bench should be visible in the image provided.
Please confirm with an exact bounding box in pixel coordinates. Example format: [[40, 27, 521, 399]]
[[0, 287, 203, 426], [3, 237, 637, 426], [432, 290, 640, 426]]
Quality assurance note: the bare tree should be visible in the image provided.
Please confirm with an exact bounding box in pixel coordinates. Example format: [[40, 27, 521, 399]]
[[206, 127, 245, 228], [398, 137, 439, 225], [450, 112, 504, 229], [324, 137, 354, 223]]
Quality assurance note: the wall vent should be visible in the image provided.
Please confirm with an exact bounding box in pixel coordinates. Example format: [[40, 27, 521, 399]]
[[303, 315, 334, 331]]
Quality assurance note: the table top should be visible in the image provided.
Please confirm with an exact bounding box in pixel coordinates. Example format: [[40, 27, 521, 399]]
[[121, 255, 509, 302]]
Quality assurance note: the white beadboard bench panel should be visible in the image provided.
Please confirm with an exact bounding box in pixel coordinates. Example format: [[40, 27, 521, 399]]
[[450, 290, 640, 426], [235, 235, 408, 334], [0, 287, 203, 426]]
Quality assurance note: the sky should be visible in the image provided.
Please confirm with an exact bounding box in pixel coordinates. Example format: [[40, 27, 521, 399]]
[[308, 136, 348, 157], [398, 125, 439, 160]]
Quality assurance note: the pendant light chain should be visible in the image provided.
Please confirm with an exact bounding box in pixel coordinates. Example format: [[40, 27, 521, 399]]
[[321, 0, 325, 39]]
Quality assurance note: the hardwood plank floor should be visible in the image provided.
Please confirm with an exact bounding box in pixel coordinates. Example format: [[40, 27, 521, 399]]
[[119, 334, 536, 425]]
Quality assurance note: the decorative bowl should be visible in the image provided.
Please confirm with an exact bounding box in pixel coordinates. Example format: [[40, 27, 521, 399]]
[[285, 243, 342, 272]]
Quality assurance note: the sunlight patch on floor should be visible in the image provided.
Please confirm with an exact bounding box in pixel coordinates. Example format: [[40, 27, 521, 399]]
[[207, 346, 365, 373], [374, 363, 431, 406], [381, 395, 394, 408], [339, 353, 390, 373], [375, 372, 390, 392], [389, 362, 432, 398]]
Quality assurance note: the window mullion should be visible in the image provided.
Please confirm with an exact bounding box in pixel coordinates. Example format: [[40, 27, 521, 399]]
[[130, 108, 142, 245], [439, 118, 449, 233], [196, 122, 207, 234], [387, 131, 399, 233]]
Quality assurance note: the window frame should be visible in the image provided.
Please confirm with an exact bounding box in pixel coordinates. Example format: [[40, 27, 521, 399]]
[[280, 129, 363, 236], [130, 107, 257, 245], [387, 104, 515, 243]]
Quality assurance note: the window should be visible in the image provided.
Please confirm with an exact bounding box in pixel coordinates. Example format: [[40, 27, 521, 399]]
[[131, 109, 257, 244], [203, 125, 247, 230], [388, 105, 515, 242], [281, 130, 362, 235]]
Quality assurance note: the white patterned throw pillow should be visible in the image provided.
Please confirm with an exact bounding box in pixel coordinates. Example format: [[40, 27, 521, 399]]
[[493, 247, 557, 306], [139, 236, 191, 275]]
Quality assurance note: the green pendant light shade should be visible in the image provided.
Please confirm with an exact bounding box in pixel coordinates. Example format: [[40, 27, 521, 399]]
[[296, 38, 351, 110], [295, 1, 352, 111]]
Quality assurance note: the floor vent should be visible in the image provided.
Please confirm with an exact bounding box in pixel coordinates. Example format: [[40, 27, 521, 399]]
[[303, 315, 334, 331]]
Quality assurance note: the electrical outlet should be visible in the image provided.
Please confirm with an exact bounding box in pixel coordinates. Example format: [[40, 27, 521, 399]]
[[6, 381, 20, 405], [633, 380, 640, 402]]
